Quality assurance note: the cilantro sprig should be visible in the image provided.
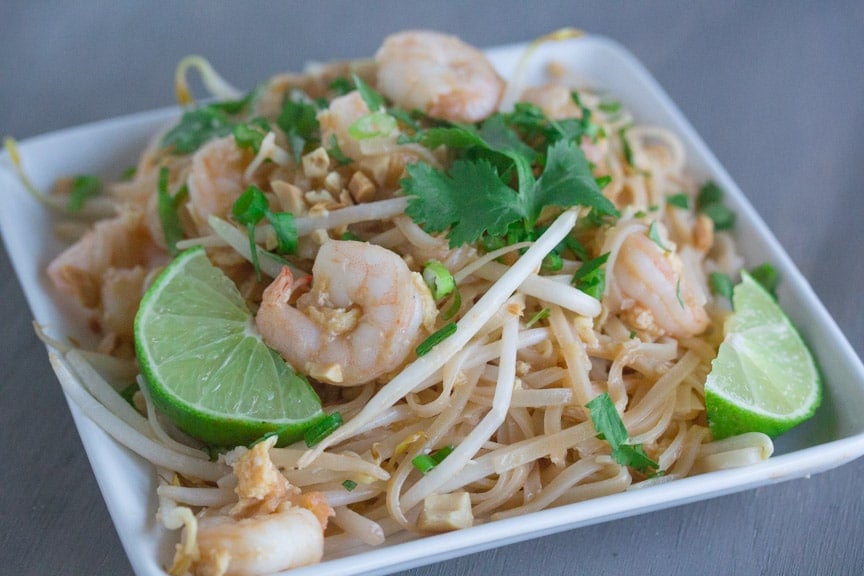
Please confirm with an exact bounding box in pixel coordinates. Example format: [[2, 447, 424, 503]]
[[232, 185, 298, 281], [586, 392, 659, 474], [404, 135, 617, 248]]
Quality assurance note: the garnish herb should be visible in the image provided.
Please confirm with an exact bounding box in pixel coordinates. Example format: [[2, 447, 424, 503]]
[[304, 412, 344, 447], [161, 106, 236, 154], [157, 167, 188, 256], [423, 260, 456, 300], [415, 322, 457, 357], [328, 76, 355, 96], [749, 262, 779, 299], [676, 279, 685, 309], [326, 134, 353, 166], [439, 289, 462, 322], [232, 117, 271, 153], [232, 185, 298, 281], [666, 192, 689, 209], [276, 97, 320, 163], [121, 166, 137, 181], [348, 111, 397, 140], [697, 181, 736, 230], [571, 252, 610, 300], [412, 445, 455, 474], [647, 221, 669, 251], [342, 479, 358, 491], [618, 126, 634, 166], [586, 392, 659, 473], [352, 73, 385, 111], [525, 308, 550, 328], [67, 174, 102, 212], [709, 271, 735, 303], [404, 137, 617, 248]]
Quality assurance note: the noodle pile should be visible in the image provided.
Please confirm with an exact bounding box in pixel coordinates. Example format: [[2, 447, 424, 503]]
[[36, 30, 773, 575]]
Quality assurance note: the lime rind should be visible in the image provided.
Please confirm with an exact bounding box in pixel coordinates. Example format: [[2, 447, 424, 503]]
[[135, 247, 325, 447], [705, 271, 821, 440]]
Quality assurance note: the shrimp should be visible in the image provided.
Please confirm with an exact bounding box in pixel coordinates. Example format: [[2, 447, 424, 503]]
[[185, 437, 332, 576], [374, 30, 504, 123], [256, 240, 435, 386], [47, 209, 168, 352], [606, 227, 709, 339], [187, 135, 250, 232]]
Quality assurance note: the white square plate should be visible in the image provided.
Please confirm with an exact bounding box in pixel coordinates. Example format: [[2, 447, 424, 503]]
[[2, 35, 864, 576]]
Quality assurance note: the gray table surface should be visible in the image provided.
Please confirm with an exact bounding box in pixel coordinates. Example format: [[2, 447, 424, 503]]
[[2, 2, 863, 575]]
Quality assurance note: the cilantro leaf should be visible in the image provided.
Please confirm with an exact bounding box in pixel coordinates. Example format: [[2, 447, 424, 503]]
[[404, 159, 519, 247], [525, 140, 617, 226], [277, 97, 320, 163], [157, 167, 188, 256], [571, 252, 609, 299], [352, 73, 385, 111], [161, 106, 235, 154], [67, 174, 102, 212], [697, 181, 736, 230], [586, 392, 659, 474], [266, 211, 298, 255], [749, 262, 779, 299]]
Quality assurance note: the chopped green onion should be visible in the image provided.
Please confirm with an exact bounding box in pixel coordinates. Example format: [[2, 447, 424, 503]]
[[598, 100, 622, 114], [422, 260, 456, 300], [341, 230, 361, 241], [67, 174, 102, 212], [411, 454, 437, 474], [412, 445, 454, 474], [525, 308, 550, 328], [342, 479, 358, 491], [304, 412, 343, 447], [348, 111, 397, 140], [415, 322, 457, 357], [618, 126, 634, 166], [439, 289, 462, 321]]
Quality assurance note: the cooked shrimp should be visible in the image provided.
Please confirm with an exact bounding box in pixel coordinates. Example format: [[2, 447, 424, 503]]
[[256, 240, 435, 386], [47, 209, 167, 352], [188, 437, 331, 576], [375, 30, 504, 123], [193, 506, 323, 576], [606, 227, 709, 338], [187, 136, 250, 232]]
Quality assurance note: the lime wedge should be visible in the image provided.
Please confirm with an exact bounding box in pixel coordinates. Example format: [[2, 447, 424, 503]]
[[134, 247, 325, 447], [705, 271, 821, 440]]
